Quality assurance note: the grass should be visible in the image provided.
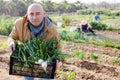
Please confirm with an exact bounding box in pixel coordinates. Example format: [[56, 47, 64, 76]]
[[111, 57, 120, 63], [0, 36, 8, 50], [0, 43, 8, 50], [57, 27, 70, 32], [50, 14, 120, 29]]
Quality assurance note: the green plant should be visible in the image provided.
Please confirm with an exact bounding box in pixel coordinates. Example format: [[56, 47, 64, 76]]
[[57, 71, 75, 80], [101, 40, 114, 47], [113, 48, 118, 53], [74, 50, 86, 60], [13, 38, 70, 67], [0, 21, 13, 35], [111, 58, 120, 63], [62, 16, 71, 26], [90, 53, 99, 61], [90, 22, 107, 30], [59, 30, 89, 43], [59, 30, 73, 41], [67, 72, 76, 80]]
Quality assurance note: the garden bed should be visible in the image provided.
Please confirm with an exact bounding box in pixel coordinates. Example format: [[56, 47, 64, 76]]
[[0, 30, 120, 80]]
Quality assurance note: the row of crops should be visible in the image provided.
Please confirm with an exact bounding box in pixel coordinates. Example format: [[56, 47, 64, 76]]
[[59, 30, 120, 49]]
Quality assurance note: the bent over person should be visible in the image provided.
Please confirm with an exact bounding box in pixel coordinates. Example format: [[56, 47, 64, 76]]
[[8, 3, 60, 80], [77, 20, 95, 35]]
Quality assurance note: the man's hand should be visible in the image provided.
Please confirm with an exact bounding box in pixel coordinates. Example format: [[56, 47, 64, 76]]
[[56, 59, 60, 71], [8, 41, 15, 52]]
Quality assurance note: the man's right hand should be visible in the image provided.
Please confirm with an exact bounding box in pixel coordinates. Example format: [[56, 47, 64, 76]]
[[8, 41, 15, 52]]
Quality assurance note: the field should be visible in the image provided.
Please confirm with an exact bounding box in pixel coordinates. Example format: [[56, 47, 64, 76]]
[[0, 14, 120, 80], [57, 31, 120, 80], [0, 29, 120, 80]]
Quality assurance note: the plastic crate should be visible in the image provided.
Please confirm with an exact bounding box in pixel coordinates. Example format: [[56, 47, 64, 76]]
[[9, 54, 56, 79]]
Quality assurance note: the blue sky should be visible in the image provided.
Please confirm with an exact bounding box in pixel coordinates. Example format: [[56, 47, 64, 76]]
[[51, 0, 120, 4]]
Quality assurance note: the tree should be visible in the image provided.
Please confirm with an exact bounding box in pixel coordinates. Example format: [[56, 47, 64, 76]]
[[0, 0, 6, 15]]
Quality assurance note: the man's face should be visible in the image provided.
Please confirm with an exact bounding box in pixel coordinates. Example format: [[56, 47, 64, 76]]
[[27, 5, 45, 26]]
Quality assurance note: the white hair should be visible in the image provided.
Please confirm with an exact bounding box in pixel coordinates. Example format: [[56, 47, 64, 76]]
[[81, 20, 88, 25]]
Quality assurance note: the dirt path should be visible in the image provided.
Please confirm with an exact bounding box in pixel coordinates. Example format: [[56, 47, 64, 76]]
[[94, 30, 120, 41]]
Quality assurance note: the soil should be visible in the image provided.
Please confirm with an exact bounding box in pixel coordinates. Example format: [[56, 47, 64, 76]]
[[0, 30, 120, 80]]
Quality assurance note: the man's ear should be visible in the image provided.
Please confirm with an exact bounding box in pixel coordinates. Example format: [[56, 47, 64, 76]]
[[23, 14, 28, 23], [43, 11, 47, 17], [26, 13, 30, 21]]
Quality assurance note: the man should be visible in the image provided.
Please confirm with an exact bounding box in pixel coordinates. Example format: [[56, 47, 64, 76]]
[[8, 3, 60, 80], [93, 12, 100, 22]]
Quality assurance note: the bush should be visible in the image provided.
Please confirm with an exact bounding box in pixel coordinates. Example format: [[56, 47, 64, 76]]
[[90, 22, 107, 30], [62, 16, 71, 26], [77, 10, 93, 15], [77, 9, 110, 15], [58, 30, 73, 41], [0, 21, 13, 35], [115, 12, 120, 16], [58, 30, 88, 42]]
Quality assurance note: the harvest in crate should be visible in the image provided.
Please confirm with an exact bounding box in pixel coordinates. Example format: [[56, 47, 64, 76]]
[[9, 38, 69, 78]]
